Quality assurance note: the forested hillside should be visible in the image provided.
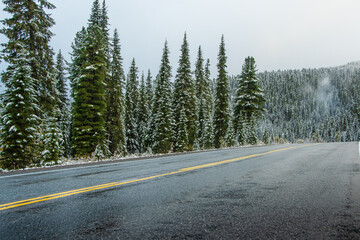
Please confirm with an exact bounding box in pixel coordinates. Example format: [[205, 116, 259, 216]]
[[228, 62, 360, 143], [1, 0, 359, 170]]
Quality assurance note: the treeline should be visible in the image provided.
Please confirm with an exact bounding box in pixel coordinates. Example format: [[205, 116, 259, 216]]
[[0, 0, 265, 170], [227, 63, 360, 143]]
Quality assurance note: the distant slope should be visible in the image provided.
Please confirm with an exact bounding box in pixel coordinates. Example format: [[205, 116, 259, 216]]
[[229, 62, 360, 143]]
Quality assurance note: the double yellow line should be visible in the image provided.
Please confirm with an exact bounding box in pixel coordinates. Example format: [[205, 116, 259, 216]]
[[0, 145, 308, 211]]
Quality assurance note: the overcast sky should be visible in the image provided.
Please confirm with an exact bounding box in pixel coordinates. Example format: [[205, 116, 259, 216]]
[[1, 0, 360, 80]]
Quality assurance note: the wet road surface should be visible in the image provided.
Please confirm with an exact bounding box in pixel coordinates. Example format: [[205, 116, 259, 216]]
[[1, 142, 360, 239]]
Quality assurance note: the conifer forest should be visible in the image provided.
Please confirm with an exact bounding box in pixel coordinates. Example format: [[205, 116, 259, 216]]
[[0, 0, 359, 170]]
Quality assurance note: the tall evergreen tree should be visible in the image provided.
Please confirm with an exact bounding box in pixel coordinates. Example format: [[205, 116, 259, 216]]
[[68, 27, 87, 156], [107, 29, 125, 155], [144, 70, 154, 152], [195, 48, 213, 148], [201, 59, 215, 149], [0, 45, 40, 169], [173, 33, 197, 151], [1, 0, 57, 167], [55, 50, 70, 157], [213, 35, 230, 148], [234, 56, 265, 144], [99, 1, 113, 145], [195, 46, 205, 147], [137, 72, 150, 153], [125, 58, 139, 154], [71, 25, 107, 157], [151, 41, 173, 153]]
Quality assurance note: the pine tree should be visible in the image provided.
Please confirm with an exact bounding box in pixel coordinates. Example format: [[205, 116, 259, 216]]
[[213, 35, 230, 148], [125, 58, 139, 154], [55, 50, 70, 157], [173, 33, 197, 151], [1, 0, 57, 167], [234, 56, 265, 145], [107, 29, 125, 155], [99, 1, 113, 149], [71, 25, 107, 157], [195, 46, 205, 148], [0, 45, 40, 169], [68, 27, 87, 157], [144, 70, 154, 152], [195, 48, 213, 149], [137, 72, 150, 153], [151, 41, 173, 153]]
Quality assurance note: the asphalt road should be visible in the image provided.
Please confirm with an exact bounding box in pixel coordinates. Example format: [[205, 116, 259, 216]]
[[0, 142, 360, 239]]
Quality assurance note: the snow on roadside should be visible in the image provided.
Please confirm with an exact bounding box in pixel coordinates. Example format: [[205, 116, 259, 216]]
[[0, 142, 279, 173]]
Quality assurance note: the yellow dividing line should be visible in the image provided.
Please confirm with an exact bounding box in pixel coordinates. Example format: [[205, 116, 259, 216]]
[[0, 145, 312, 211]]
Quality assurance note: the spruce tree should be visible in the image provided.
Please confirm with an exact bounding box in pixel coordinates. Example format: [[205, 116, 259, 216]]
[[137, 72, 150, 153], [213, 35, 230, 148], [195, 46, 205, 147], [68, 27, 87, 156], [195, 48, 213, 149], [234, 56, 265, 144], [107, 29, 125, 155], [125, 58, 139, 154], [1, 0, 57, 167], [201, 59, 214, 149], [0, 46, 40, 169], [99, 1, 113, 148], [71, 25, 107, 157], [173, 33, 197, 151], [144, 70, 154, 152], [151, 41, 173, 153], [55, 50, 70, 157]]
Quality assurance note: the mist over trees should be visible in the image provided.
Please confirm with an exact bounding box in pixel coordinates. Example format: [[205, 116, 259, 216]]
[[0, 0, 359, 170], [256, 63, 360, 143]]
